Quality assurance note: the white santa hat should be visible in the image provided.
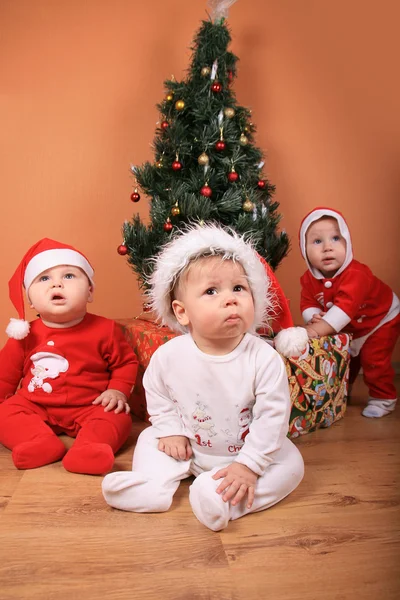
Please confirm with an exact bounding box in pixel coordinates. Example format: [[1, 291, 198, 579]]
[[6, 238, 94, 340], [147, 224, 271, 333]]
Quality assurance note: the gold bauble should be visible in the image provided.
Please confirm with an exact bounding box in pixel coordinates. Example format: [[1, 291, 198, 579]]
[[239, 133, 249, 146], [171, 202, 180, 217], [224, 107, 235, 118], [197, 152, 209, 166], [166, 93, 174, 102], [242, 199, 254, 212], [156, 160, 163, 169], [175, 100, 185, 111], [201, 66, 211, 77]]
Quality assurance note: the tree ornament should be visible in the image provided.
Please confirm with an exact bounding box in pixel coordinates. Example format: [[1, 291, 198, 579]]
[[156, 160, 163, 169], [228, 168, 239, 183], [242, 199, 254, 212], [117, 244, 128, 256], [227, 70, 234, 83], [201, 66, 211, 76], [224, 107, 235, 118], [130, 188, 141, 202], [198, 152, 209, 166], [171, 201, 180, 216], [215, 140, 226, 151], [211, 81, 222, 93], [161, 120, 169, 130], [166, 92, 174, 102], [257, 180, 266, 189], [175, 100, 185, 111], [200, 184, 212, 197], [239, 133, 249, 146], [172, 160, 182, 171], [163, 218, 173, 232]]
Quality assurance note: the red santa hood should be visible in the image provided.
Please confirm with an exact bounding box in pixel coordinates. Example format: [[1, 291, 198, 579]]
[[299, 207, 353, 280]]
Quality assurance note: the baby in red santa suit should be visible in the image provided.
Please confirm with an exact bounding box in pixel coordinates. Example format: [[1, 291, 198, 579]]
[[0, 239, 138, 474], [299, 207, 399, 418]]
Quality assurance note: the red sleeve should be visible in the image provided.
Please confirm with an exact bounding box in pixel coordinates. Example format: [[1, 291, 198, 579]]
[[104, 322, 139, 397], [300, 272, 320, 312], [0, 338, 25, 401], [333, 269, 372, 319]]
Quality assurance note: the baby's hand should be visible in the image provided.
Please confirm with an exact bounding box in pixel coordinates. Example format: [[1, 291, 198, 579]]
[[158, 436, 193, 460], [92, 389, 131, 414], [213, 462, 258, 508], [308, 311, 326, 324]]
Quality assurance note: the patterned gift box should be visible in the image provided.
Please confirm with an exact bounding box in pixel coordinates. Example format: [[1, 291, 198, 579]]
[[117, 318, 350, 436]]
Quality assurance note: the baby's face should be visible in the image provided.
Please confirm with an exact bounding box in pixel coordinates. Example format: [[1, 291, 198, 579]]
[[28, 265, 93, 326], [172, 256, 254, 354], [305, 217, 346, 278]]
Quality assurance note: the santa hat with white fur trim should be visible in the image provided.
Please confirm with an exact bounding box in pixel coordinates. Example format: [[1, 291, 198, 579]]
[[147, 224, 271, 334], [6, 238, 94, 340]]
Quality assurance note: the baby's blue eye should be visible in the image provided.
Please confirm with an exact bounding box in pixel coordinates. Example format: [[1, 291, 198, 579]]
[[332, 235, 340, 242], [64, 273, 75, 279], [313, 239, 322, 245], [39, 275, 49, 282]]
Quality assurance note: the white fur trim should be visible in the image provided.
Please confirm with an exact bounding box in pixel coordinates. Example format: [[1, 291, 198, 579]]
[[274, 327, 309, 358], [148, 224, 270, 333], [322, 305, 351, 332], [299, 208, 353, 279], [6, 318, 30, 340], [24, 249, 94, 290]]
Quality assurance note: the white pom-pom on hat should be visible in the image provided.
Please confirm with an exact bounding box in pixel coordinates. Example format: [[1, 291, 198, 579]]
[[147, 223, 271, 333], [274, 327, 309, 358], [6, 238, 94, 340]]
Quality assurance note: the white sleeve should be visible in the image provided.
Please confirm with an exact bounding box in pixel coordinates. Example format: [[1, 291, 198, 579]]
[[143, 350, 187, 438], [234, 349, 291, 476]]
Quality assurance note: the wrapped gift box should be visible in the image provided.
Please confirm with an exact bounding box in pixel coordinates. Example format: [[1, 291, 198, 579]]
[[118, 318, 350, 437]]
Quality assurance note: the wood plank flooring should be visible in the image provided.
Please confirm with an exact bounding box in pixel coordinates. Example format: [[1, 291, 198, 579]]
[[0, 376, 399, 600]]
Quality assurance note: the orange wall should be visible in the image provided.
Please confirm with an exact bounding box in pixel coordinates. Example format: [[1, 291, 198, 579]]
[[1, 0, 399, 358]]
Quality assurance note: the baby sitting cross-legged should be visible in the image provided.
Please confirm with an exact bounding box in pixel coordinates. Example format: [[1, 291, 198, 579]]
[[0, 238, 138, 474], [102, 224, 304, 531]]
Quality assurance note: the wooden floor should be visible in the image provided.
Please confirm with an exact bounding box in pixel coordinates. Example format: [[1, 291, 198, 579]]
[[0, 377, 399, 600]]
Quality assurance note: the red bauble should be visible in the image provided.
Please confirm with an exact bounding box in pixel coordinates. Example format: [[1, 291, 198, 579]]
[[161, 120, 169, 130], [117, 244, 128, 256], [200, 185, 212, 197], [215, 140, 226, 151], [172, 160, 182, 171], [228, 171, 239, 183], [163, 219, 173, 232], [211, 82, 222, 93], [130, 191, 140, 202], [257, 180, 266, 189], [227, 70, 234, 83]]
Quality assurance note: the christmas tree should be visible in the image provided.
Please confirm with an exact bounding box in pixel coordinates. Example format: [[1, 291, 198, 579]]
[[119, 0, 289, 290]]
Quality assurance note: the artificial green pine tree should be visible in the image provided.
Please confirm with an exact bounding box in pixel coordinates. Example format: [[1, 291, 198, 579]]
[[120, 3, 289, 290]]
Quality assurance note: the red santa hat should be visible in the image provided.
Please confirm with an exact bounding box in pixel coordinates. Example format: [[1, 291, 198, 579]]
[[148, 224, 272, 333], [6, 238, 94, 340]]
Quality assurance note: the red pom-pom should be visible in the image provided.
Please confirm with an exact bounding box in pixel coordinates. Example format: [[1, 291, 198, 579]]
[[228, 171, 239, 183], [215, 140, 226, 152], [200, 185, 212, 197], [117, 244, 128, 256], [257, 180, 266, 189], [172, 160, 182, 171], [130, 192, 140, 202]]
